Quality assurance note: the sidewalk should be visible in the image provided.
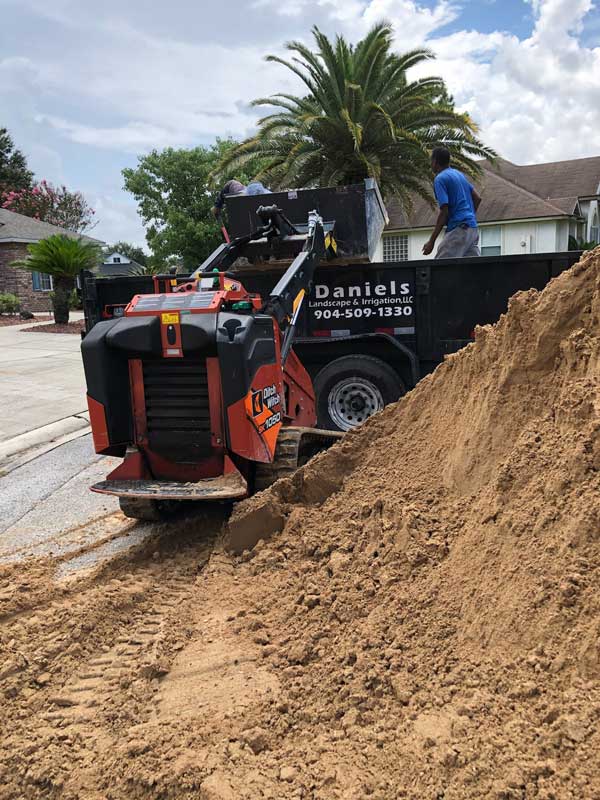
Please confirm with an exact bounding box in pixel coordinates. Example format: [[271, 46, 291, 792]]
[[0, 314, 87, 442]]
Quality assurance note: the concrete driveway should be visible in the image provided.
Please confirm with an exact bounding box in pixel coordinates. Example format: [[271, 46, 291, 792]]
[[0, 316, 87, 441]]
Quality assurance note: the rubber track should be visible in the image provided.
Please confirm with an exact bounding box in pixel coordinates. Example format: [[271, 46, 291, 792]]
[[253, 427, 341, 492]]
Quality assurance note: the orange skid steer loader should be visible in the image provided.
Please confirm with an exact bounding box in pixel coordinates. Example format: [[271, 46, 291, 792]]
[[81, 206, 340, 522]]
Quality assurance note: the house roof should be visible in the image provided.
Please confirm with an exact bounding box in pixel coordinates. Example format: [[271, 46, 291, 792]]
[[102, 251, 147, 266], [0, 208, 104, 244], [104, 251, 132, 263], [99, 249, 146, 276], [487, 156, 600, 202], [386, 155, 600, 231]]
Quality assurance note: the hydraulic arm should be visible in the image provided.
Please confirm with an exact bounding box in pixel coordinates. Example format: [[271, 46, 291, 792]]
[[262, 210, 325, 363], [192, 206, 326, 364]]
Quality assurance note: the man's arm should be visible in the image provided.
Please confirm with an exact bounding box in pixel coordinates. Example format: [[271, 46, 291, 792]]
[[212, 189, 225, 219], [423, 205, 449, 255], [471, 187, 482, 211]]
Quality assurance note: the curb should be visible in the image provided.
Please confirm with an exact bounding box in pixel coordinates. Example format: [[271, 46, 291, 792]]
[[0, 412, 90, 464]]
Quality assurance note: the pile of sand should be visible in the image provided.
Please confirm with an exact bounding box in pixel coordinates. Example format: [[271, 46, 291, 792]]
[[3, 247, 600, 799], [221, 246, 600, 797]]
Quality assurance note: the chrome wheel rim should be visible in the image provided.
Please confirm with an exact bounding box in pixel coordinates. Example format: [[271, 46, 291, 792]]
[[328, 378, 384, 431]]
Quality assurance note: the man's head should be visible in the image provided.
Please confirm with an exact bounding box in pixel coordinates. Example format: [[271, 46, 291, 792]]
[[431, 146, 451, 175], [223, 179, 246, 195]]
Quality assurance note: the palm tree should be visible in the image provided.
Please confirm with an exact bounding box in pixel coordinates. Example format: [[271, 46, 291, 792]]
[[218, 23, 494, 207], [11, 235, 101, 324]]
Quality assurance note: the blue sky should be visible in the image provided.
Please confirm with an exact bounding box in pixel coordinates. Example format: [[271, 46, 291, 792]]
[[424, 0, 536, 36], [1, 0, 599, 248]]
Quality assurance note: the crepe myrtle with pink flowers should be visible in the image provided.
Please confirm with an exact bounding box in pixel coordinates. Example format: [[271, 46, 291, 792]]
[[1, 180, 95, 233]]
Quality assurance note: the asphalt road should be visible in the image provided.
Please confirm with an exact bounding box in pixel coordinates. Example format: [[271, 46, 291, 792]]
[[0, 435, 132, 565], [1, 432, 228, 577]]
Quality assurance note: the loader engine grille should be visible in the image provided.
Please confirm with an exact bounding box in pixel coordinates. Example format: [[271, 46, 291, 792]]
[[142, 359, 211, 462]]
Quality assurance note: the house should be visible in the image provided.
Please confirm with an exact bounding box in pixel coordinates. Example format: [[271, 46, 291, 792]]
[[0, 208, 104, 311], [99, 251, 146, 277], [382, 156, 600, 261]]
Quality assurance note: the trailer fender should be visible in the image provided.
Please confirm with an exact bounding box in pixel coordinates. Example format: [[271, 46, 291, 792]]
[[298, 332, 419, 386]]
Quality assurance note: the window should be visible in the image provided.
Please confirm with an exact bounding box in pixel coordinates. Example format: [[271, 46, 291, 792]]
[[31, 272, 53, 292], [591, 211, 599, 244], [112, 256, 121, 263], [480, 225, 501, 256], [383, 234, 408, 262]]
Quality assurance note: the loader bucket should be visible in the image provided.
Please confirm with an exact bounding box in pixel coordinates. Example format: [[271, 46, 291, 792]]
[[91, 471, 248, 501]]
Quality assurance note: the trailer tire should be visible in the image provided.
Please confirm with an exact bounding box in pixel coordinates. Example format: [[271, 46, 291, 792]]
[[313, 355, 404, 432]]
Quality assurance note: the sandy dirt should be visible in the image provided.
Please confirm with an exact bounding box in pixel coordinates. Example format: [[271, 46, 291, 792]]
[[2, 247, 600, 799]]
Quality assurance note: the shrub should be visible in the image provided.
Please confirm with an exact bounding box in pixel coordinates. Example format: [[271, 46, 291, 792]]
[[69, 288, 82, 310], [10, 234, 101, 324], [0, 292, 20, 315]]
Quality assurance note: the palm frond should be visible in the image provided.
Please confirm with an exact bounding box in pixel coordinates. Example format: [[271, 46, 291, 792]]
[[11, 235, 101, 278], [213, 23, 492, 211]]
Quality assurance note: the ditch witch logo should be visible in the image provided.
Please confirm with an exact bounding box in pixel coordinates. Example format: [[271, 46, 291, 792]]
[[245, 384, 282, 435]]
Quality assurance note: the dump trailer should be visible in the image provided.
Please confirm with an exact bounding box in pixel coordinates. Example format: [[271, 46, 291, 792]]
[[81, 181, 581, 441], [81, 207, 342, 520], [82, 250, 581, 432]]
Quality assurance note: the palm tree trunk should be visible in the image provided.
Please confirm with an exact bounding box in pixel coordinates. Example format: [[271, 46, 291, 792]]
[[52, 275, 73, 325]]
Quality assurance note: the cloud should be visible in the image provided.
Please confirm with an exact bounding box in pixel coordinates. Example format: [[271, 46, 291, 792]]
[[0, 56, 39, 93], [25, 143, 65, 183], [357, 0, 459, 37], [253, 0, 459, 42], [36, 116, 192, 153], [14, 28, 294, 154], [422, 0, 600, 162], [2, 0, 600, 246], [89, 192, 147, 249]]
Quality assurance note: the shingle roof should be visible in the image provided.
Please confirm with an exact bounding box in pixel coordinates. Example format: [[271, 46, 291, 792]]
[[0, 208, 104, 244], [487, 156, 600, 201], [386, 156, 600, 231]]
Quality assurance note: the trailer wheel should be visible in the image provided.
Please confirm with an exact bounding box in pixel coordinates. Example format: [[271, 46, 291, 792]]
[[313, 355, 404, 432]]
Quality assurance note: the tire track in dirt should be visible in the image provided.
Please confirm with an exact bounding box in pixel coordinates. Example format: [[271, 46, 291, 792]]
[[43, 572, 197, 731], [1, 509, 226, 799], [1, 510, 139, 565]]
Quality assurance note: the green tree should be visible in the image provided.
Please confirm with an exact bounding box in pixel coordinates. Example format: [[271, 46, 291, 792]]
[[0, 128, 33, 193], [123, 138, 264, 270], [218, 23, 494, 207], [11, 235, 101, 324], [106, 241, 148, 267]]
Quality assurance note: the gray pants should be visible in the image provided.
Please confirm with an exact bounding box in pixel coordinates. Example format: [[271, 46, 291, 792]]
[[435, 225, 480, 258]]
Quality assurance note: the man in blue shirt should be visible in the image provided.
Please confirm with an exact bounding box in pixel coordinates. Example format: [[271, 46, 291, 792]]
[[422, 147, 482, 258]]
